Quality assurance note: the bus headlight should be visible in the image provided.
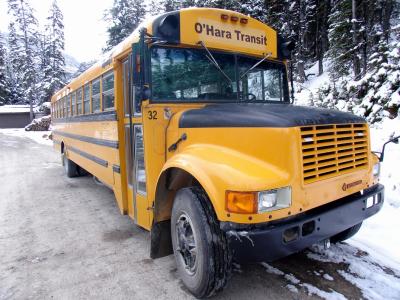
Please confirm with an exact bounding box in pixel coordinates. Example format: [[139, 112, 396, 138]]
[[373, 163, 380, 178], [258, 187, 291, 213]]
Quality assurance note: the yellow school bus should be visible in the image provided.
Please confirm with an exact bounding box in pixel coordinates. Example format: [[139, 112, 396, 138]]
[[51, 8, 384, 297]]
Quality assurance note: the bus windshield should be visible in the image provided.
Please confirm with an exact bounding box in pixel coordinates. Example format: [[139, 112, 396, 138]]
[[150, 46, 289, 103]]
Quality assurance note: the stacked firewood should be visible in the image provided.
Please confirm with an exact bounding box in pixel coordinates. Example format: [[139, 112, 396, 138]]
[[25, 115, 51, 131]]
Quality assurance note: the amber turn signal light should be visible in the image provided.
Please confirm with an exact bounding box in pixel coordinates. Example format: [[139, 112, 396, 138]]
[[226, 191, 257, 214]]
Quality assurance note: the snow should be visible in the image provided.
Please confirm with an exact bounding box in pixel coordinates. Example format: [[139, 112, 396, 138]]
[[286, 284, 298, 293], [260, 262, 284, 275], [294, 61, 331, 106], [307, 244, 400, 300], [0, 105, 31, 113], [0, 129, 52, 146], [348, 117, 400, 270], [301, 283, 346, 300], [323, 274, 334, 281], [261, 262, 347, 300]]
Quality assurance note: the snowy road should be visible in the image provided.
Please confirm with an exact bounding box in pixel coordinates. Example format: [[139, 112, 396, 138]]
[[0, 130, 399, 300]]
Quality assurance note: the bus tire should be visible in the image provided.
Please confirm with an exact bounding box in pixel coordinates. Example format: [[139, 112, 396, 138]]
[[62, 152, 78, 178], [330, 222, 363, 243], [171, 187, 231, 298]]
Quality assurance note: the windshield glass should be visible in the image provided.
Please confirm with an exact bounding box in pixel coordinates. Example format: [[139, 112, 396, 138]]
[[150, 46, 289, 103]]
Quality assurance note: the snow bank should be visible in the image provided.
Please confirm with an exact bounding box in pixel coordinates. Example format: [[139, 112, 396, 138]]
[[0, 129, 52, 146], [349, 117, 400, 270]]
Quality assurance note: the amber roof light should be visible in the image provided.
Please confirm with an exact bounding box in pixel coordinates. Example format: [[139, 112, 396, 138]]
[[221, 14, 229, 21]]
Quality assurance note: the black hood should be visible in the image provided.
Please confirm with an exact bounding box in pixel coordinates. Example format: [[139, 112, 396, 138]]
[[179, 103, 365, 128]]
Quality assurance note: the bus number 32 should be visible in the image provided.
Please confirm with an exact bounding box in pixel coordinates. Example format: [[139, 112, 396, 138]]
[[148, 110, 157, 120]]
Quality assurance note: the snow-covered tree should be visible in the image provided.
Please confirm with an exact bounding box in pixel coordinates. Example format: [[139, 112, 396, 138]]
[[40, 0, 66, 103], [8, 0, 40, 119], [104, 0, 147, 51], [0, 33, 10, 104], [327, 0, 353, 78], [6, 22, 24, 104]]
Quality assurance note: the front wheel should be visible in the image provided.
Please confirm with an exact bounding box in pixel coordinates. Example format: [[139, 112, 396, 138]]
[[171, 187, 231, 298]]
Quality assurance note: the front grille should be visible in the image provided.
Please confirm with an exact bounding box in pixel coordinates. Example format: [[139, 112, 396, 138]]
[[300, 123, 369, 184]]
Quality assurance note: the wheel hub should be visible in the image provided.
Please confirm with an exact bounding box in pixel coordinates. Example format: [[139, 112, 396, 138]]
[[175, 213, 197, 275]]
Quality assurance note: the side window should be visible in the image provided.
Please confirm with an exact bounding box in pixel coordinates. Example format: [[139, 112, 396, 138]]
[[71, 92, 75, 116], [77, 88, 82, 115], [83, 84, 90, 114], [62, 97, 66, 117], [102, 71, 115, 110], [92, 78, 101, 113], [134, 125, 146, 195], [66, 95, 70, 117], [123, 59, 130, 116]]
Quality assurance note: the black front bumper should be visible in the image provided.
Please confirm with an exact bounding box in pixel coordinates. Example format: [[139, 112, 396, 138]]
[[223, 184, 384, 263]]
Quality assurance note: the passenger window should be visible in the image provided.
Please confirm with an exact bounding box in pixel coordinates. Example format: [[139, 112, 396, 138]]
[[134, 125, 146, 195], [92, 78, 101, 113], [71, 92, 76, 116], [62, 97, 66, 117], [102, 72, 114, 110], [83, 84, 90, 114], [77, 88, 82, 115], [123, 59, 130, 116], [66, 95, 70, 117]]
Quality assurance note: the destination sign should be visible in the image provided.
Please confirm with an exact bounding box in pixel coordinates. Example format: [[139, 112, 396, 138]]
[[180, 10, 277, 57], [194, 22, 268, 46]]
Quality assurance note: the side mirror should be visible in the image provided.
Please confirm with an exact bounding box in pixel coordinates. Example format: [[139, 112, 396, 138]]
[[378, 135, 400, 162]]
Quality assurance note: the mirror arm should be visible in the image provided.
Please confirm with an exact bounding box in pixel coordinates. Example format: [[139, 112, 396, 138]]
[[379, 135, 400, 162]]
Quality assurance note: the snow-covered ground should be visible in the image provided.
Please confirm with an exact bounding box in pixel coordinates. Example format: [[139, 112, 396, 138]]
[[0, 128, 52, 146]]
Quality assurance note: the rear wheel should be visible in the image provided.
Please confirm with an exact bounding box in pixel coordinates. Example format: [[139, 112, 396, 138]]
[[331, 222, 363, 243], [171, 187, 231, 298], [62, 151, 78, 178]]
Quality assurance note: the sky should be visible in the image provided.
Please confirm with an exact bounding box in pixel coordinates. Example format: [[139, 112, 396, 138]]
[[0, 0, 114, 62]]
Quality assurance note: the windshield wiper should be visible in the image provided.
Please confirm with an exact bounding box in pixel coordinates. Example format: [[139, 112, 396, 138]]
[[197, 41, 233, 84], [239, 52, 272, 79]]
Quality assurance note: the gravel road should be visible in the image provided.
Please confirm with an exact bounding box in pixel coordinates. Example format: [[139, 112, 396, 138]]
[[0, 132, 395, 300]]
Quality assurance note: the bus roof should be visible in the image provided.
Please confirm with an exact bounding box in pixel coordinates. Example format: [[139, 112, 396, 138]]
[[52, 8, 281, 102]]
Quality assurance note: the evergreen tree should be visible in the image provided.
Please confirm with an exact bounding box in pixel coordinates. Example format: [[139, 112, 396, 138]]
[[104, 0, 147, 51], [7, 22, 24, 104], [148, 0, 166, 15], [0, 34, 10, 104], [41, 0, 66, 103], [8, 0, 40, 119], [327, 0, 353, 78]]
